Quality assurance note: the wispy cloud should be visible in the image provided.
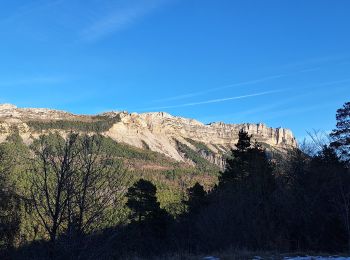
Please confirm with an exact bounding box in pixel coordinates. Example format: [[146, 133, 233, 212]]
[[153, 74, 286, 103], [196, 79, 350, 123], [0, 0, 172, 43], [137, 90, 285, 111], [80, 0, 169, 42], [152, 65, 326, 104], [198, 95, 304, 123]]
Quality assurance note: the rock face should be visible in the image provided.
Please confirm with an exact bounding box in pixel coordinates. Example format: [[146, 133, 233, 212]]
[[0, 104, 297, 166], [105, 112, 297, 162]]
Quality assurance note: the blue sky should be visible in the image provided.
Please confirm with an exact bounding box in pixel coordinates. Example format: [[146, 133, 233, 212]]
[[0, 0, 349, 140]]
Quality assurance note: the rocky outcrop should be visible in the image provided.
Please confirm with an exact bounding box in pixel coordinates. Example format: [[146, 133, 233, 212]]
[[198, 150, 226, 169], [0, 104, 74, 120], [0, 104, 297, 166], [104, 112, 297, 162]]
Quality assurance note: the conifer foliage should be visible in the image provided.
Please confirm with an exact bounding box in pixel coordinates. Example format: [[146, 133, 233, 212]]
[[126, 179, 161, 223], [331, 101, 350, 163]]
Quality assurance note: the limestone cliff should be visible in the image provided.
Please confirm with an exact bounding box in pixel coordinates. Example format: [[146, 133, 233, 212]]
[[104, 111, 296, 167], [0, 104, 297, 167]]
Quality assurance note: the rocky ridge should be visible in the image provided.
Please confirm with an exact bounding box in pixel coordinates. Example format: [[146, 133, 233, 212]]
[[0, 104, 297, 167]]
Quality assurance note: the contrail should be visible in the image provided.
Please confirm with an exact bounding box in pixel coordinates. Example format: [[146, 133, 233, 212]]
[[152, 74, 286, 103], [138, 89, 285, 111], [152, 53, 350, 104], [195, 79, 350, 123]]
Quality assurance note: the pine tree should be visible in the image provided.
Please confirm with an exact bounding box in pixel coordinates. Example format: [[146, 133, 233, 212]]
[[185, 182, 207, 215], [235, 129, 252, 152], [331, 101, 350, 163], [126, 179, 161, 223], [213, 130, 276, 248], [218, 130, 252, 187]]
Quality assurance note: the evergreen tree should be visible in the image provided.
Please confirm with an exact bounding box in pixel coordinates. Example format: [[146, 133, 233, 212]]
[[218, 130, 252, 186], [126, 179, 161, 223], [207, 131, 277, 249], [235, 129, 252, 152], [125, 179, 171, 257], [306, 146, 348, 251], [331, 101, 350, 163], [185, 182, 207, 215]]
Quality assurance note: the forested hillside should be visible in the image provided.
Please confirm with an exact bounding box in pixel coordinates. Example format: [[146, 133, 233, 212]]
[[0, 102, 349, 259]]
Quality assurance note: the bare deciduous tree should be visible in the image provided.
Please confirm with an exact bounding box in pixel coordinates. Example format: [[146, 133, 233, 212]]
[[29, 132, 130, 245], [30, 133, 79, 243], [67, 134, 129, 236]]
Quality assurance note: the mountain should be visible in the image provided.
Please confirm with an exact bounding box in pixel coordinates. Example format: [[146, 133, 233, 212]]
[[0, 104, 297, 169]]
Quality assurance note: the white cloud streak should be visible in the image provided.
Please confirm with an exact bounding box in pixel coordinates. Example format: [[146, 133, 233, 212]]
[[137, 90, 285, 111], [152, 54, 350, 104], [80, 0, 168, 42], [153, 74, 286, 103], [196, 79, 350, 123]]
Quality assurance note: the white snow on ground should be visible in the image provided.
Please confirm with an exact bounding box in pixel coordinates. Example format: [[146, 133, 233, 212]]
[[250, 256, 350, 260], [205, 255, 350, 260], [284, 257, 350, 260]]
